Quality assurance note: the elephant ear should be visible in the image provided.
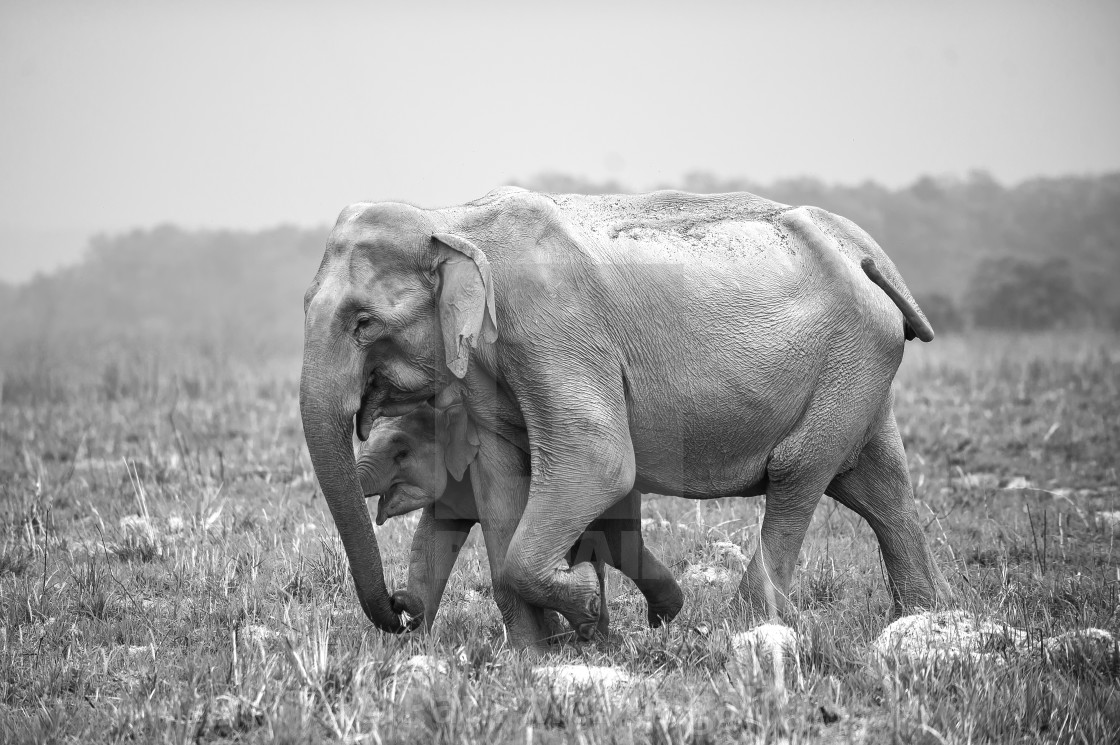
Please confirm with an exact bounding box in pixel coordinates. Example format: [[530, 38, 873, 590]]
[[437, 403, 479, 481], [432, 233, 498, 379]]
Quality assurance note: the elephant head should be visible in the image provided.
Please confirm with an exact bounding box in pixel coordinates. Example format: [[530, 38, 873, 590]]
[[357, 402, 479, 525], [299, 202, 496, 632]]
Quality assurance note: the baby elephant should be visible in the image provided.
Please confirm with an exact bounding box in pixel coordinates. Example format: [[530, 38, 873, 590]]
[[356, 403, 683, 637]]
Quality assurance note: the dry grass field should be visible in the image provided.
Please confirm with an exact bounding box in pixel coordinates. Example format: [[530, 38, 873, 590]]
[[1, 332, 1117, 744]]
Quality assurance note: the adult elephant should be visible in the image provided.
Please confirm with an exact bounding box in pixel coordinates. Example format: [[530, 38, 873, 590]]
[[299, 186, 950, 648]]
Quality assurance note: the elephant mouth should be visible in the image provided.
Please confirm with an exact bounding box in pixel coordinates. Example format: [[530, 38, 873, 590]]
[[357, 372, 387, 441], [358, 368, 446, 439], [370, 483, 429, 526], [374, 495, 392, 526]]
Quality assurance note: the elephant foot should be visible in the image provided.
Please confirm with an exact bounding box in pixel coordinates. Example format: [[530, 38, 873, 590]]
[[576, 621, 600, 641], [737, 562, 792, 624], [647, 588, 684, 628], [543, 610, 574, 643], [498, 604, 556, 653], [595, 607, 611, 639], [564, 592, 602, 642], [547, 600, 608, 642], [888, 577, 952, 620]]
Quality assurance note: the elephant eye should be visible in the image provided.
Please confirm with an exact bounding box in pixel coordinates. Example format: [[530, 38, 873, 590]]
[[354, 315, 385, 340], [394, 447, 410, 463]]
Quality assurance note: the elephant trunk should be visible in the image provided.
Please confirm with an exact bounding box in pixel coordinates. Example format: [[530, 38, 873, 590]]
[[299, 336, 402, 633], [356, 451, 389, 498], [356, 455, 394, 525]]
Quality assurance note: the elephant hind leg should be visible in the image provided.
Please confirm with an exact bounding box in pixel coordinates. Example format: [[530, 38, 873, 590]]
[[633, 549, 684, 628], [738, 468, 831, 622], [597, 506, 683, 628], [569, 537, 683, 630], [825, 415, 951, 614], [571, 491, 684, 629], [571, 536, 683, 629], [738, 418, 851, 621]]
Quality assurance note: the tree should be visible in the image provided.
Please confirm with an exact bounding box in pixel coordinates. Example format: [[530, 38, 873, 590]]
[[913, 293, 965, 333], [967, 256, 1087, 330]]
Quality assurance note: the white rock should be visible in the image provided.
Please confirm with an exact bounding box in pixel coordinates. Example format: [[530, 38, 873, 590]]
[[876, 612, 1117, 682], [873, 611, 1027, 667], [533, 664, 633, 694], [242, 625, 279, 645], [681, 564, 737, 588], [1094, 511, 1120, 533], [730, 623, 803, 690], [711, 541, 750, 568], [401, 654, 450, 677], [959, 472, 1000, 489], [1044, 628, 1118, 669]]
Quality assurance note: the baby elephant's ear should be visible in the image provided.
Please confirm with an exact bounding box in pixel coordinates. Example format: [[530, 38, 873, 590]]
[[438, 403, 479, 481]]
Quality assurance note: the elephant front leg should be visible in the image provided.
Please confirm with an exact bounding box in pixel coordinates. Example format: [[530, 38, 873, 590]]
[[470, 427, 554, 651], [506, 478, 631, 639], [502, 377, 637, 640], [399, 505, 476, 631]]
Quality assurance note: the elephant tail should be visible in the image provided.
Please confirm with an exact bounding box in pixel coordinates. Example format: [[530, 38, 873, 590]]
[[795, 206, 934, 344], [860, 258, 935, 342]]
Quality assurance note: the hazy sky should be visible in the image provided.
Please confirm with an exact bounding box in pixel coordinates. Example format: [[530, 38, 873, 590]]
[[2, 0, 1118, 281]]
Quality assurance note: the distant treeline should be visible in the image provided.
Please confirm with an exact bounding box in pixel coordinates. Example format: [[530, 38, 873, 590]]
[[1, 171, 1118, 395]]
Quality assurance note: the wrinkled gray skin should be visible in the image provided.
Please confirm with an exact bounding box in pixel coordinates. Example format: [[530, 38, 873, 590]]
[[355, 403, 684, 635], [299, 187, 951, 648]]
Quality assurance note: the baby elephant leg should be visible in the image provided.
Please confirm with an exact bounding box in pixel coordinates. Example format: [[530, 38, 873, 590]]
[[569, 490, 684, 629], [399, 505, 476, 630]]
